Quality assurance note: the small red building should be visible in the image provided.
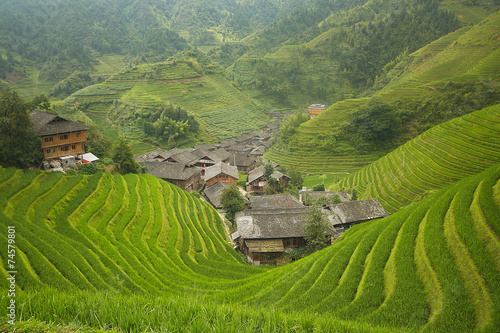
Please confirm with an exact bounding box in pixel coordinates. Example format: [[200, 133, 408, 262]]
[[308, 104, 327, 117]]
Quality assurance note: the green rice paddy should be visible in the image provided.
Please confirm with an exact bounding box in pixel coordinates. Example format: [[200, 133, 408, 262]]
[[0, 159, 498, 331]]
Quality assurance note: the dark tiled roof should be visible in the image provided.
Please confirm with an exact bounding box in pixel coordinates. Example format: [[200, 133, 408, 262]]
[[229, 153, 257, 167], [226, 144, 252, 153], [249, 193, 304, 210], [235, 133, 254, 143], [235, 208, 311, 239], [193, 144, 213, 150], [30, 109, 88, 136], [208, 149, 232, 163], [204, 162, 239, 182], [247, 165, 288, 184], [216, 139, 237, 148], [140, 161, 201, 181], [249, 146, 265, 156], [327, 199, 389, 225], [203, 181, 227, 208]]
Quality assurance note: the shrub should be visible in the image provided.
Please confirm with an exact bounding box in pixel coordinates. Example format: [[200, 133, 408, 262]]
[[78, 163, 97, 175], [312, 184, 325, 191]]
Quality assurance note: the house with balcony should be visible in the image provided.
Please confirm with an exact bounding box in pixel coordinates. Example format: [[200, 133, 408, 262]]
[[30, 109, 88, 161]]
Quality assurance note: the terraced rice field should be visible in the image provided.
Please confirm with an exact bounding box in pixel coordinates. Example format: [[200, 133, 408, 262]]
[[68, 61, 270, 150], [0, 161, 499, 332], [265, 12, 500, 174], [338, 105, 500, 213]]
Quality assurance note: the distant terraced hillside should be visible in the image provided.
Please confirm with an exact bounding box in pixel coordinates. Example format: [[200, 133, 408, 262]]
[[64, 58, 270, 153], [0, 163, 499, 332], [337, 104, 500, 213], [265, 11, 500, 174]]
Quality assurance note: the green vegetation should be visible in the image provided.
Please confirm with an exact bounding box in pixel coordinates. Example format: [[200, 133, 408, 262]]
[[0, 162, 498, 331], [112, 139, 143, 175], [337, 105, 500, 213], [303, 173, 349, 190], [60, 55, 270, 153], [220, 182, 245, 223], [304, 206, 330, 252], [266, 10, 500, 173], [0, 88, 44, 166]]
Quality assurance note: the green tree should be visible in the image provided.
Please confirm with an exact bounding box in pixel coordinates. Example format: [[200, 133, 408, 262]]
[[303, 206, 330, 252], [87, 125, 112, 157], [112, 138, 141, 174], [263, 161, 274, 181], [313, 196, 329, 206], [330, 194, 342, 205], [220, 182, 245, 223], [312, 184, 325, 191], [289, 168, 303, 189], [28, 94, 52, 111], [351, 189, 358, 201], [287, 185, 299, 199], [0, 88, 43, 166], [78, 163, 97, 175]]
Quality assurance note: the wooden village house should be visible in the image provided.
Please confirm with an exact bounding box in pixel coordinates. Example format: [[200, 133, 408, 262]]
[[30, 109, 88, 161], [233, 207, 333, 265], [204, 162, 239, 187], [229, 153, 257, 173], [203, 181, 249, 209], [324, 199, 389, 231], [246, 165, 290, 194], [232, 193, 332, 265], [308, 104, 327, 117], [137, 146, 232, 176], [139, 161, 201, 192]]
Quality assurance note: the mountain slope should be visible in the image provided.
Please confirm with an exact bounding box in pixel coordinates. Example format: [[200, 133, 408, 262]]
[[0, 164, 499, 331], [337, 104, 500, 213], [265, 10, 500, 174], [60, 55, 270, 153]]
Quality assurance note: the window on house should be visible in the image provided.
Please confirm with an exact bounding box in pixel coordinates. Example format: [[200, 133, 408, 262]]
[[76, 133, 80, 138], [44, 137, 54, 142], [60, 146, 69, 152], [72, 145, 76, 150], [59, 134, 68, 140]]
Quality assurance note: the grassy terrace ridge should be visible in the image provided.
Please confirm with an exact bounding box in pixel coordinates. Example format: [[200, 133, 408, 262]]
[[337, 105, 500, 214], [65, 60, 270, 154], [0, 163, 499, 332], [265, 11, 500, 174]]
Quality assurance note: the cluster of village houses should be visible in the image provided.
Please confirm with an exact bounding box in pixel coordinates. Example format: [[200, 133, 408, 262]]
[[29, 107, 389, 266]]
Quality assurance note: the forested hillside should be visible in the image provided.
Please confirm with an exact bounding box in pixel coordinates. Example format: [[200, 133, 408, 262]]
[[0, 0, 312, 91], [265, 8, 500, 173]]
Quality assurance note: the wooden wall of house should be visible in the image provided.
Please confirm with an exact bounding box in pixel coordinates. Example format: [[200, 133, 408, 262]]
[[171, 172, 201, 192], [206, 174, 237, 187], [41, 131, 87, 160], [41, 131, 86, 149], [43, 142, 85, 160]]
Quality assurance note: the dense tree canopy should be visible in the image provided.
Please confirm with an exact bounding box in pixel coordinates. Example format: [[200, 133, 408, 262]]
[[112, 138, 142, 175], [0, 88, 44, 166], [220, 182, 245, 223], [304, 206, 330, 252]]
